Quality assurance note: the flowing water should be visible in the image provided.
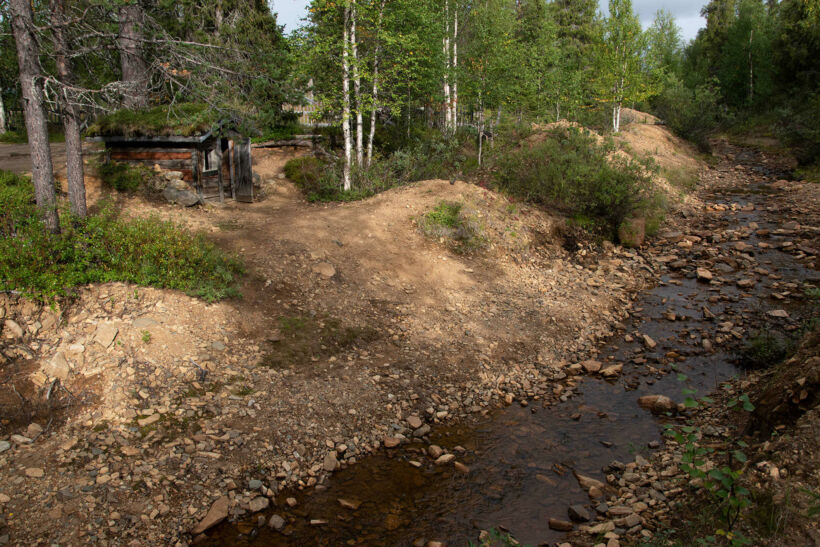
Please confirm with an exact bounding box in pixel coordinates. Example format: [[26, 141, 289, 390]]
[[208, 148, 816, 546]]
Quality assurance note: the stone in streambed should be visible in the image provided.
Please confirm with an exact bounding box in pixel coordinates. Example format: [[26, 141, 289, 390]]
[[638, 395, 676, 414], [549, 518, 575, 531], [191, 496, 229, 534], [568, 504, 591, 522]]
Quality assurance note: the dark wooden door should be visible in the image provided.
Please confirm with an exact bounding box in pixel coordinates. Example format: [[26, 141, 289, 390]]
[[234, 138, 254, 202]]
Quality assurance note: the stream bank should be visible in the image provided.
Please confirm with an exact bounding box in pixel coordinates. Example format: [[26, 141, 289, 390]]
[[206, 141, 818, 546]]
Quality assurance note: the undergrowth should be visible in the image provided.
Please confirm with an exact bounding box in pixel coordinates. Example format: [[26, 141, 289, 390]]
[[492, 126, 659, 240], [0, 170, 243, 301], [96, 160, 153, 192], [419, 200, 486, 254]]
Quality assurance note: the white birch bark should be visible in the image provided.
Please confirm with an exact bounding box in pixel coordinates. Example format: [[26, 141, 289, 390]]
[[0, 94, 6, 134], [342, 5, 352, 191], [443, 0, 451, 132], [352, 2, 363, 167], [367, 0, 386, 167], [451, 7, 458, 131]]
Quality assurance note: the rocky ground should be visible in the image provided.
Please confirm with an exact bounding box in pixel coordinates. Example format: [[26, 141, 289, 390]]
[[0, 127, 816, 546]]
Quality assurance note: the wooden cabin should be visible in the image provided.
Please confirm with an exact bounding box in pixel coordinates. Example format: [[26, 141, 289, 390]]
[[93, 117, 254, 203]]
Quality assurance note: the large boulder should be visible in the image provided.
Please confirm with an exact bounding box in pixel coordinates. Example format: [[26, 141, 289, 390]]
[[163, 186, 201, 207]]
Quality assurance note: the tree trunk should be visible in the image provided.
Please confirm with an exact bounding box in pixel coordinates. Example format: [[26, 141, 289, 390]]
[[351, 2, 363, 167], [215, 0, 223, 33], [342, 5, 352, 191], [119, 2, 148, 109], [366, 0, 386, 168], [477, 96, 484, 167], [612, 103, 622, 133], [443, 0, 451, 132], [748, 29, 754, 104], [451, 7, 458, 131], [0, 94, 6, 134], [51, 0, 87, 218], [9, 0, 59, 233]]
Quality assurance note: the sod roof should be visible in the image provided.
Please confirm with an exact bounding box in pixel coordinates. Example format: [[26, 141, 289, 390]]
[[85, 103, 231, 138]]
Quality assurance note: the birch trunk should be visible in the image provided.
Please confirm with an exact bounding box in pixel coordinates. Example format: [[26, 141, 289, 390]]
[[366, 0, 386, 167], [342, 6, 352, 191], [451, 8, 458, 131], [51, 0, 87, 218], [118, 2, 148, 109], [477, 95, 484, 166], [443, 0, 451, 132], [351, 2, 363, 167], [10, 0, 60, 233], [612, 103, 622, 133], [0, 94, 6, 134]]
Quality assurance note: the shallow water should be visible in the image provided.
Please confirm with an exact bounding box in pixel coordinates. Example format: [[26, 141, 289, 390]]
[[208, 156, 816, 546]]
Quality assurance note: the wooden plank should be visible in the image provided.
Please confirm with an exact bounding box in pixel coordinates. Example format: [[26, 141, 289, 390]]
[[228, 139, 236, 200], [110, 151, 192, 161], [216, 139, 224, 202], [192, 149, 201, 198], [235, 138, 253, 202]]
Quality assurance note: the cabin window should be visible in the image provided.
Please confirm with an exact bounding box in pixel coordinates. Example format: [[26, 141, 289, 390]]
[[203, 147, 219, 173]]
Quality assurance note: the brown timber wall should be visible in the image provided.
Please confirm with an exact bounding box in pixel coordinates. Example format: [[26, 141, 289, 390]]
[[109, 146, 195, 182]]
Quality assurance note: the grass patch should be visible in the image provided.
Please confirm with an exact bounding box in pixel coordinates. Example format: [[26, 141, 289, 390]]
[[663, 166, 699, 191], [794, 164, 820, 184], [419, 200, 487, 254], [96, 160, 152, 192], [86, 103, 221, 138], [0, 170, 243, 301], [262, 315, 379, 369], [0, 129, 66, 144], [493, 126, 658, 240]]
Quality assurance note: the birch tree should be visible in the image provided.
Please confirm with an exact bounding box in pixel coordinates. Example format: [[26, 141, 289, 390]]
[[342, 4, 353, 190], [599, 0, 647, 132], [9, 0, 60, 233], [366, 0, 386, 166]]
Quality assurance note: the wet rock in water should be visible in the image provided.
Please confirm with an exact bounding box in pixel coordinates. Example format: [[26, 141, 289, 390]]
[[338, 498, 361, 510], [249, 496, 269, 513], [568, 504, 591, 522], [736, 278, 755, 289], [285, 497, 298, 507], [428, 445, 443, 459], [549, 518, 575, 531], [696, 268, 713, 282], [575, 473, 605, 491], [601, 364, 623, 378], [454, 462, 470, 474], [767, 309, 789, 319], [642, 335, 657, 349], [407, 415, 423, 429], [268, 514, 285, 531], [435, 454, 456, 465], [413, 424, 431, 437], [581, 360, 602, 373], [637, 395, 675, 415], [191, 496, 229, 534]]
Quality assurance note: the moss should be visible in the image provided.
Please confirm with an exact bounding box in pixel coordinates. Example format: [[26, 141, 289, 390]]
[[85, 103, 221, 138]]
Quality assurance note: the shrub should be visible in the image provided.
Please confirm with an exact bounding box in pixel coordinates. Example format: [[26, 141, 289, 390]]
[[651, 75, 723, 152], [419, 200, 486, 253], [97, 160, 152, 192], [493, 126, 656, 239], [0, 170, 243, 301]]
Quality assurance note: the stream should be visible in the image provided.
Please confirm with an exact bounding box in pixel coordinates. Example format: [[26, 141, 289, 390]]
[[208, 146, 817, 546]]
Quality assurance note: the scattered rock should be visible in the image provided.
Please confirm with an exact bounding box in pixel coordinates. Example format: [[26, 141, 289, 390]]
[[3, 320, 23, 339], [637, 395, 676, 415], [313, 263, 336, 278], [163, 186, 201, 207], [568, 504, 591, 522], [383, 437, 401, 449], [42, 352, 70, 381], [548, 518, 575, 531], [93, 324, 119, 348], [25, 468, 44, 478], [407, 416, 423, 429], [268, 514, 285, 531], [642, 334, 657, 349], [575, 473, 605, 491], [581, 360, 602, 373], [323, 451, 339, 472], [696, 268, 713, 282], [601, 364, 623, 378], [191, 496, 229, 534], [454, 462, 470, 474], [338, 498, 361, 510], [248, 496, 269, 513], [767, 309, 789, 319]]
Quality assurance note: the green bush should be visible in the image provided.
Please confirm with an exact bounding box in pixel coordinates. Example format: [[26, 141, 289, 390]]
[[492, 126, 656, 238], [419, 200, 486, 253], [651, 75, 724, 152], [0, 170, 243, 301], [97, 160, 152, 192]]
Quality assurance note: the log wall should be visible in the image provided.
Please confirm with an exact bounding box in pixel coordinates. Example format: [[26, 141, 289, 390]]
[[109, 146, 195, 182]]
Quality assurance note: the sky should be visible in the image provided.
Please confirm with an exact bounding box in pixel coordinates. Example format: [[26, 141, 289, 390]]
[[270, 0, 707, 41]]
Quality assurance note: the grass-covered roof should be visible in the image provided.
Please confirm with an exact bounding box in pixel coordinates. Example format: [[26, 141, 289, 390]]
[[85, 103, 228, 138]]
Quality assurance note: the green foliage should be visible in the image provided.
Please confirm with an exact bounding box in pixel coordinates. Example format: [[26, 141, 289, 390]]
[[86, 103, 221, 138], [739, 331, 792, 369], [97, 160, 152, 192], [492, 127, 656, 238], [651, 75, 723, 152], [141, 330, 152, 344], [419, 200, 486, 254], [0, 170, 243, 301], [665, 378, 756, 546], [0, 129, 66, 144]]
